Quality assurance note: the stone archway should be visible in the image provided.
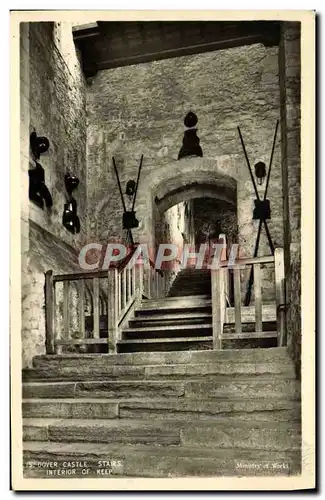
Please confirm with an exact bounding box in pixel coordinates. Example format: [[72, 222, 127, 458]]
[[144, 156, 238, 250]]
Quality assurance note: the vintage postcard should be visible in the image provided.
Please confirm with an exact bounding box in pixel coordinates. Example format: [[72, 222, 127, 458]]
[[10, 9, 315, 491]]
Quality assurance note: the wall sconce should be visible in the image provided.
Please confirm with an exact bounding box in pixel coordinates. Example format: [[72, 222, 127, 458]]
[[254, 161, 266, 186], [62, 172, 80, 234], [30, 131, 50, 160]]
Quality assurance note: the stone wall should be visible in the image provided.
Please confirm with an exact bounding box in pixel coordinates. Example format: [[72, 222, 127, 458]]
[[157, 201, 195, 252], [21, 22, 87, 367], [28, 22, 87, 245], [155, 200, 195, 290], [279, 22, 301, 377], [86, 43, 283, 260], [20, 23, 32, 367], [20, 24, 299, 367]]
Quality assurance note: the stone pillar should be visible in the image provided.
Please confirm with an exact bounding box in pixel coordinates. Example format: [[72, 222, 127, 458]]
[[279, 22, 301, 377]]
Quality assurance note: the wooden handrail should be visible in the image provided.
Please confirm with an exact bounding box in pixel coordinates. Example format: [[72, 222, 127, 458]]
[[53, 270, 109, 282], [53, 244, 164, 282], [219, 255, 275, 268]]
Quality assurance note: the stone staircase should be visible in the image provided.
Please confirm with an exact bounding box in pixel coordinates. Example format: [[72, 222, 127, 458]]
[[118, 265, 278, 353], [119, 295, 213, 353], [168, 268, 211, 297], [22, 348, 301, 478]]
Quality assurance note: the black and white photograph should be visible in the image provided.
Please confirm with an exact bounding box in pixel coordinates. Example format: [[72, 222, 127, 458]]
[[10, 9, 315, 491]]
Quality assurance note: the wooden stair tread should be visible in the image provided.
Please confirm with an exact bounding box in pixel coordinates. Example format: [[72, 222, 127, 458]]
[[118, 336, 213, 344], [143, 294, 210, 303], [130, 312, 212, 321], [123, 324, 212, 333]]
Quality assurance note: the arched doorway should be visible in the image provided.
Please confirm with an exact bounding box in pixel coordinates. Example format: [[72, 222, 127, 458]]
[[148, 157, 237, 250]]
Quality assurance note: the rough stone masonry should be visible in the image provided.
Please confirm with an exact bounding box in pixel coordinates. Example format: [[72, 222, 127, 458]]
[[20, 21, 301, 377]]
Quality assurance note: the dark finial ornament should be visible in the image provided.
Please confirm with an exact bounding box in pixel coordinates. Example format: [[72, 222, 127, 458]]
[[184, 111, 198, 128], [178, 111, 203, 160], [62, 172, 81, 234]]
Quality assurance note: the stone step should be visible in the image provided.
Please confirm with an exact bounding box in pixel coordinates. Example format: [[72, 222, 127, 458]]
[[23, 359, 295, 381], [32, 347, 292, 369], [179, 420, 301, 451], [23, 376, 300, 400], [22, 417, 301, 451], [23, 379, 185, 399], [23, 441, 301, 477], [23, 364, 148, 381], [118, 336, 213, 352], [118, 399, 300, 422], [22, 397, 301, 422], [143, 361, 295, 378], [23, 399, 119, 419], [122, 323, 213, 339], [185, 377, 300, 400], [23, 418, 181, 445]]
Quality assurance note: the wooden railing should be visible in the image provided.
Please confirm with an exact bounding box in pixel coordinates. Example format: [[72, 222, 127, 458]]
[[211, 247, 286, 348], [45, 246, 167, 354], [45, 241, 286, 355]]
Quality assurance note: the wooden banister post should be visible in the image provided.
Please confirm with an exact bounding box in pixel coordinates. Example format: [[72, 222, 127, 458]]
[[79, 279, 85, 340], [147, 267, 151, 299], [274, 247, 286, 346], [135, 262, 143, 298], [93, 277, 100, 340], [211, 269, 222, 350], [45, 270, 55, 354], [108, 267, 119, 354]]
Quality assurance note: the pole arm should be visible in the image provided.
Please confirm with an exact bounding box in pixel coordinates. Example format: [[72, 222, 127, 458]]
[[237, 126, 260, 200], [131, 155, 144, 212], [263, 120, 279, 201], [112, 156, 127, 213]]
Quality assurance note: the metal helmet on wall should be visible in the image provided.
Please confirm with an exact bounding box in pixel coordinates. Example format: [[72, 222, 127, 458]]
[[30, 131, 50, 159]]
